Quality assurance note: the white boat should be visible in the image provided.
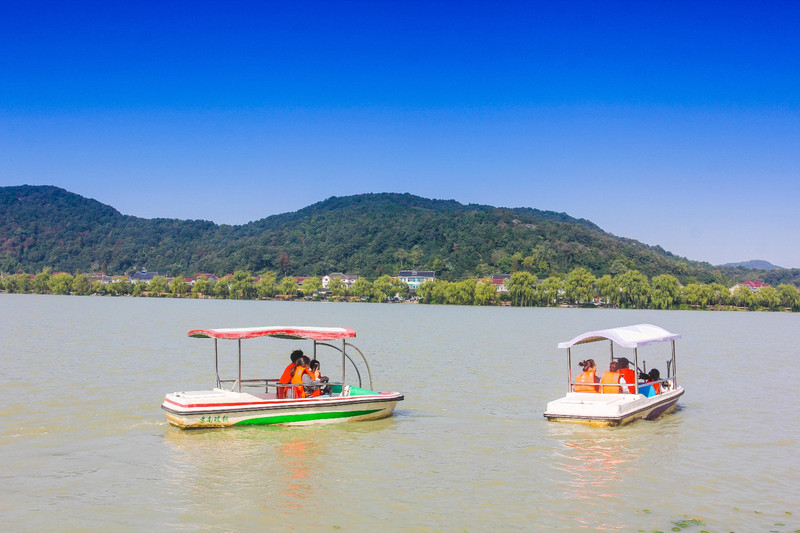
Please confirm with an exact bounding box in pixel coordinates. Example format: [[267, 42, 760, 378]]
[[544, 324, 685, 427], [162, 326, 404, 428]]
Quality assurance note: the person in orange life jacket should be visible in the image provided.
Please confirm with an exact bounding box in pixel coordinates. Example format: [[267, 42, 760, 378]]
[[617, 357, 636, 394], [646, 368, 662, 395], [573, 359, 599, 392], [290, 356, 313, 398], [305, 359, 332, 397], [278, 349, 304, 399], [600, 361, 622, 393]]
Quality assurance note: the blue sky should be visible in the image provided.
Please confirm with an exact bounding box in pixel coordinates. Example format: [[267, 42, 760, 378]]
[[2, 1, 799, 267]]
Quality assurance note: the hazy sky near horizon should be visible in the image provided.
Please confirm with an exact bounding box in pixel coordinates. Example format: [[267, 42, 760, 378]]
[[2, 1, 799, 267]]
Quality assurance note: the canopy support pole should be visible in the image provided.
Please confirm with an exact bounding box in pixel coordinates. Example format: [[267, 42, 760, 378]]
[[671, 340, 677, 386], [341, 339, 347, 386], [238, 339, 242, 393], [566, 347, 572, 393], [215, 338, 220, 388]]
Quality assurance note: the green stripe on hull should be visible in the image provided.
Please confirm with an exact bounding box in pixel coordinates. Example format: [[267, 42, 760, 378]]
[[234, 409, 382, 425]]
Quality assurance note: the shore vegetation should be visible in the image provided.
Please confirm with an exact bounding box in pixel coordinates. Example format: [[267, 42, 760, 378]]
[[3, 267, 799, 313]]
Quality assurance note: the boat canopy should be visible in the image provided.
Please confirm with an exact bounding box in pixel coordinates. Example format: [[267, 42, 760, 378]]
[[557, 323, 681, 349], [187, 326, 357, 341]]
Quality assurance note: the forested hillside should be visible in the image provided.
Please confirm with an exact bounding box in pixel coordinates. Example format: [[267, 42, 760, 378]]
[[2, 185, 795, 285]]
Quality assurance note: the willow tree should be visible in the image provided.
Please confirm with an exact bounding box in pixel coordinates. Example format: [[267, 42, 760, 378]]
[[754, 286, 780, 310], [72, 274, 91, 296], [595, 274, 619, 306], [48, 272, 74, 295], [256, 272, 278, 298], [277, 276, 298, 298], [681, 283, 713, 308], [192, 276, 212, 298], [541, 276, 563, 306], [616, 270, 650, 308], [650, 274, 680, 309], [301, 276, 322, 297], [229, 270, 255, 300], [731, 285, 752, 308], [507, 271, 537, 307], [473, 280, 497, 306], [148, 276, 169, 296], [777, 284, 800, 311], [33, 268, 52, 294], [350, 278, 373, 300], [564, 267, 596, 305], [170, 276, 190, 298]]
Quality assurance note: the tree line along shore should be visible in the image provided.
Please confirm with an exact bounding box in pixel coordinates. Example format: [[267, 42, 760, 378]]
[[2, 267, 799, 312]]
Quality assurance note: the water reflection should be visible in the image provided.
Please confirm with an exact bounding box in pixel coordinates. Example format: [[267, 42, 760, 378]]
[[554, 437, 631, 498], [279, 436, 316, 508], [545, 426, 641, 530], [162, 426, 330, 520]]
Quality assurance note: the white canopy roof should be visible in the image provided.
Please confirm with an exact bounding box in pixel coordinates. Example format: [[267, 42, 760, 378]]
[[557, 323, 681, 349]]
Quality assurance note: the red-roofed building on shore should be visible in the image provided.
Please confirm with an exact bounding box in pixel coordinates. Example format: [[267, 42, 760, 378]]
[[491, 274, 511, 293], [731, 280, 771, 294]]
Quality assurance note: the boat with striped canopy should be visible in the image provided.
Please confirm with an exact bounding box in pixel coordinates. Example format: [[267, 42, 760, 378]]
[[162, 326, 403, 428]]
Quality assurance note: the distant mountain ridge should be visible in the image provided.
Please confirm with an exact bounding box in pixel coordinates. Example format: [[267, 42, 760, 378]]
[[721, 260, 784, 271], [1, 185, 797, 286]]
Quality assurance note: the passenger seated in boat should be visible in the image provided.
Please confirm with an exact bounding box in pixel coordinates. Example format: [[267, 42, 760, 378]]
[[278, 349, 304, 399], [600, 361, 622, 394], [305, 360, 332, 397], [617, 357, 636, 394], [573, 359, 599, 392], [646, 368, 661, 395], [290, 356, 312, 398]]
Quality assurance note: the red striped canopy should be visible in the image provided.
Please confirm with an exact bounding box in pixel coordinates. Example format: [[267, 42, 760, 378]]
[[187, 326, 356, 341]]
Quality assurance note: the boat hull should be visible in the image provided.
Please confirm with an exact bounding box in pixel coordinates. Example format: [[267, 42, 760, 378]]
[[543, 387, 684, 427], [162, 387, 403, 429]]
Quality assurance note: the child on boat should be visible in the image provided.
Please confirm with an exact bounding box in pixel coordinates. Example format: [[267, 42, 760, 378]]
[[306, 360, 332, 396]]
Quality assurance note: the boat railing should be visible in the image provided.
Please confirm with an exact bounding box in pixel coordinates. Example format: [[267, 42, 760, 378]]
[[220, 378, 347, 398], [569, 377, 676, 394], [315, 341, 371, 390]]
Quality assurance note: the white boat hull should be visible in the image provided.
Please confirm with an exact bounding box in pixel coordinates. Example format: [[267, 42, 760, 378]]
[[543, 386, 684, 427], [162, 387, 403, 428]]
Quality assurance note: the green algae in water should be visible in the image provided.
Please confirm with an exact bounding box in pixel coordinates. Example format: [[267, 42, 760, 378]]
[[670, 518, 705, 531]]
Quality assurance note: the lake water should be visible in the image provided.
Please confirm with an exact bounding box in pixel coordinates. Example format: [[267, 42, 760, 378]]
[[1, 294, 798, 532]]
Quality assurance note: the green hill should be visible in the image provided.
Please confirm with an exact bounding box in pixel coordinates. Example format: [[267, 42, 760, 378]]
[[1, 184, 790, 285], [721, 260, 784, 270]]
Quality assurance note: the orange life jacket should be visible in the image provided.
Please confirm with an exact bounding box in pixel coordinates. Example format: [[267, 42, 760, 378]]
[[277, 363, 296, 399], [647, 380, 661, 395], [619, 368, 636, 394], [600, 371, 621, 394], [573, 371, 598, 392], [290, 365, 307, 399]]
